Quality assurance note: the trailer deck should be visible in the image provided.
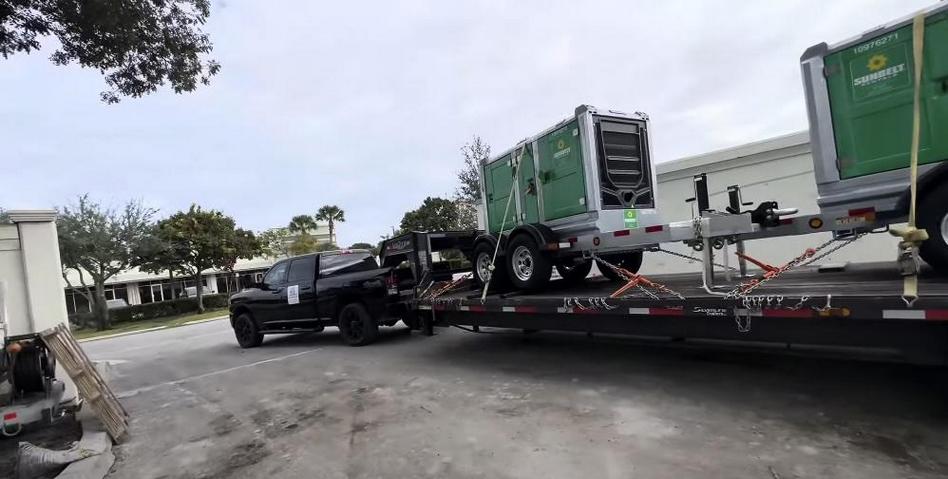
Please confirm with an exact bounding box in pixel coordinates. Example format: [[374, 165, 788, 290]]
[[418, 263, 948, 364]]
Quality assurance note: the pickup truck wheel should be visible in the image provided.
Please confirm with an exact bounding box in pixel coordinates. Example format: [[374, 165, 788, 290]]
[[919, 185, 948, 272], [473, 242, 509, 289], [596, 251, 643, 282], [233, 314, 263, 348], [506, 235, 552, 291], [338, 303, 379, 346], [555, 260, 593, 283]]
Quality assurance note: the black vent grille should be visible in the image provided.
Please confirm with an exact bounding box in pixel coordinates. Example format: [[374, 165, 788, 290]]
[[597, 120, 653, 209]]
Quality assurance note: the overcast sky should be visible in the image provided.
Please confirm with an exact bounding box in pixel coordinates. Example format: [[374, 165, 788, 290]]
[[0, 0, 934, 246]]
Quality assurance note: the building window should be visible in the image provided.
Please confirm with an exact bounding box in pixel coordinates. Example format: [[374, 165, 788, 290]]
[[139, 284, 154, 304]]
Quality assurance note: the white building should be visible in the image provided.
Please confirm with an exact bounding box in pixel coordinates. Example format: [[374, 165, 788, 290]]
[[641, 131, 898, 275]]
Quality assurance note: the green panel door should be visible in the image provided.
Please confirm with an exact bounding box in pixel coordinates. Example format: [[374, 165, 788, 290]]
[[537, 120, 587, 221], [484, 155, 518, 233], [517, 144, 540, 225], [825, 11, 948, 179]]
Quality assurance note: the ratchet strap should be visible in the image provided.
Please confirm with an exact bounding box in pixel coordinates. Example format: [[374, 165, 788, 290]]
[[890, 13, 929, 306]]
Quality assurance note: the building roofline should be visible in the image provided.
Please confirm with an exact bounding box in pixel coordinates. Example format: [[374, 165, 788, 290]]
[[656, 130, 810, 176]]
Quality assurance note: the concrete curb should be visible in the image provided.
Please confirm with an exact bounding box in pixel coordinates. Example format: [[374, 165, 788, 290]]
[[181, 315, 228, 326], [78, 326, 167, 343], [56, 421, 114, 479], [77, 315, 228, 343]]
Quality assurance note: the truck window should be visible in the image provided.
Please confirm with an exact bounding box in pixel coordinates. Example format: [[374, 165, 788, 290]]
[[287, 256, 316, 283], [319, 253, 378, 277], [263, 261, 289, 286]]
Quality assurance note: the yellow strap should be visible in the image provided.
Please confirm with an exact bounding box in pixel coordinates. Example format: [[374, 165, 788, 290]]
[[908, 13, 924, 229], [895, 13, 927, 305]]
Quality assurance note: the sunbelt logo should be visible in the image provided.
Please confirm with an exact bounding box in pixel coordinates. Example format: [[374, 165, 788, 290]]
[[853, 53, 905, 87]]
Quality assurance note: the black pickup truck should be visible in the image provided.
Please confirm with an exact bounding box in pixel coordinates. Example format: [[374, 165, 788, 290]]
[[228, 249, 408, 347]]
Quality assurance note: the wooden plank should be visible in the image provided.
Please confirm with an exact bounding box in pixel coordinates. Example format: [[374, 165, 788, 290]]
[[40, 324, 129, 442]]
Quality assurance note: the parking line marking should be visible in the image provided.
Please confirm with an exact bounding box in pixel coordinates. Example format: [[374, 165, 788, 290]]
[[116, 348, 322, 398]]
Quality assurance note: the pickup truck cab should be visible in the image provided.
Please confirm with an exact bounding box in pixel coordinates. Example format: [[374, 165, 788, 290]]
[[228, 250, 399, 347]]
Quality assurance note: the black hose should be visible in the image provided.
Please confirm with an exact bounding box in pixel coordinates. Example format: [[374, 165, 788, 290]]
[[12, 346, 46, 394]]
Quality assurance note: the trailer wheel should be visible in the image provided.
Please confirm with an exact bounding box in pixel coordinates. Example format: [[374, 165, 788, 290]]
[[506, 235, 552, 291], [338, 303, 379, 346], [596, 251, 643, 282], [233, 314, 263, 348], [473, 242, 509, 289], [555, 260, 593, 283], [919, 186, 948, 271]]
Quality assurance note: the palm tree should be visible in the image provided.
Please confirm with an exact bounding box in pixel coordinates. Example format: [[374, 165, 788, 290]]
[[288, 214, 316, 234], [315, 205, 345, 244]]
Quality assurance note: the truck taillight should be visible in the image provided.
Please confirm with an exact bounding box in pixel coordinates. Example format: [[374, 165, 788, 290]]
[[385, 274, 396, 287]]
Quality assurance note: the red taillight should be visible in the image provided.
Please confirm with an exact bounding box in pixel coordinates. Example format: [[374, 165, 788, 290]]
[[3, 412, 16, 421], [613, 230, 630, 237]]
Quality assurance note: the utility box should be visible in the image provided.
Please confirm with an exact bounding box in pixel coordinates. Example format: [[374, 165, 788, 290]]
[[480, 105, 662, 238], [801, 3, 948, 213]]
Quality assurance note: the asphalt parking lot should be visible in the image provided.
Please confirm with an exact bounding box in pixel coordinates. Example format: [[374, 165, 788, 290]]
[[83, 319, 948, 479]]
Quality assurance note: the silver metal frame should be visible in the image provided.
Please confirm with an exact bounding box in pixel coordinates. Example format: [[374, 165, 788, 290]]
[[480, 105, 661, 242]]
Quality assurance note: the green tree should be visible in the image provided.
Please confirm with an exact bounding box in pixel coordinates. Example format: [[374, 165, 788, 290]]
[[400, 197, 465, 232], [287, 214, 316, 234], [58, 195, 156, 330], [455, 136, 490, 229], [259, 227, 292, 259], [315, 205, 345, 244], [134, 227, 182, 299], [0, 0, 219, 103], [288, 233, 319, 256], [349, 242, 378, 255], [315, 242, 339, 252], [154, 205, 260, 312]]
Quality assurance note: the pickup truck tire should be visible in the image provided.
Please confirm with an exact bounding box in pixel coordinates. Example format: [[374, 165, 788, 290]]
[[555, 260, 593, 283], [596, 251, 643, 282], [473, 242, 509, 289], [919, 185, 948, 271], [506, 234, 552, 291], [233, 314, 263, 348], [338, 303, 379, 346]]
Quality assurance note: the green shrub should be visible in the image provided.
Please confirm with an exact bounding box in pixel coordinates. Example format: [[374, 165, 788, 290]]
[[109, 294, 229, 324]]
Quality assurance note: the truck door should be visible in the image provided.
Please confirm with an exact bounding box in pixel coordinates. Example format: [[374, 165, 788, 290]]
[[284, 255, 318, 322], [257, 260, 289, 325]]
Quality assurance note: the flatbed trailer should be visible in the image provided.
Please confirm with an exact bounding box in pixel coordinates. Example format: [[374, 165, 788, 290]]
[[379, 232, 948, 364], [414, 261, 948, 365]]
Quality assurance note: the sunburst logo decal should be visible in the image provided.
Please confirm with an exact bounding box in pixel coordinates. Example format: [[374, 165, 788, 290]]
[[867, 54, 888, 72]]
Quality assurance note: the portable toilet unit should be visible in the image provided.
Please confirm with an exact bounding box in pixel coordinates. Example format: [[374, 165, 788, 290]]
[[479, 105, 662, 239], [801, 3, 948, 215]]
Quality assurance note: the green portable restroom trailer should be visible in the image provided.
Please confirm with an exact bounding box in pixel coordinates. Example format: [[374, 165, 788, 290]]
[[801, 3, 948, 214], [802, 2, 948, 270], [480, 105, 662, 239]]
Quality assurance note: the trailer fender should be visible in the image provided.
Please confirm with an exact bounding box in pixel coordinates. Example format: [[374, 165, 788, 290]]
[[896, 161, 948, 214], [473, 233, 501, 257], [509, 224, 560, 253]]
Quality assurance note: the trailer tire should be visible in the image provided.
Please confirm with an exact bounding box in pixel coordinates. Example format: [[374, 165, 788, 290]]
[[596, 251, 643, 282], [506, 234, 552, 291], [473, 242, 509, 289], [555, 260, 593, 284], [919, 186, 948, 272], [338, 303, 379, 346], [233, 314, 263, 348]]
